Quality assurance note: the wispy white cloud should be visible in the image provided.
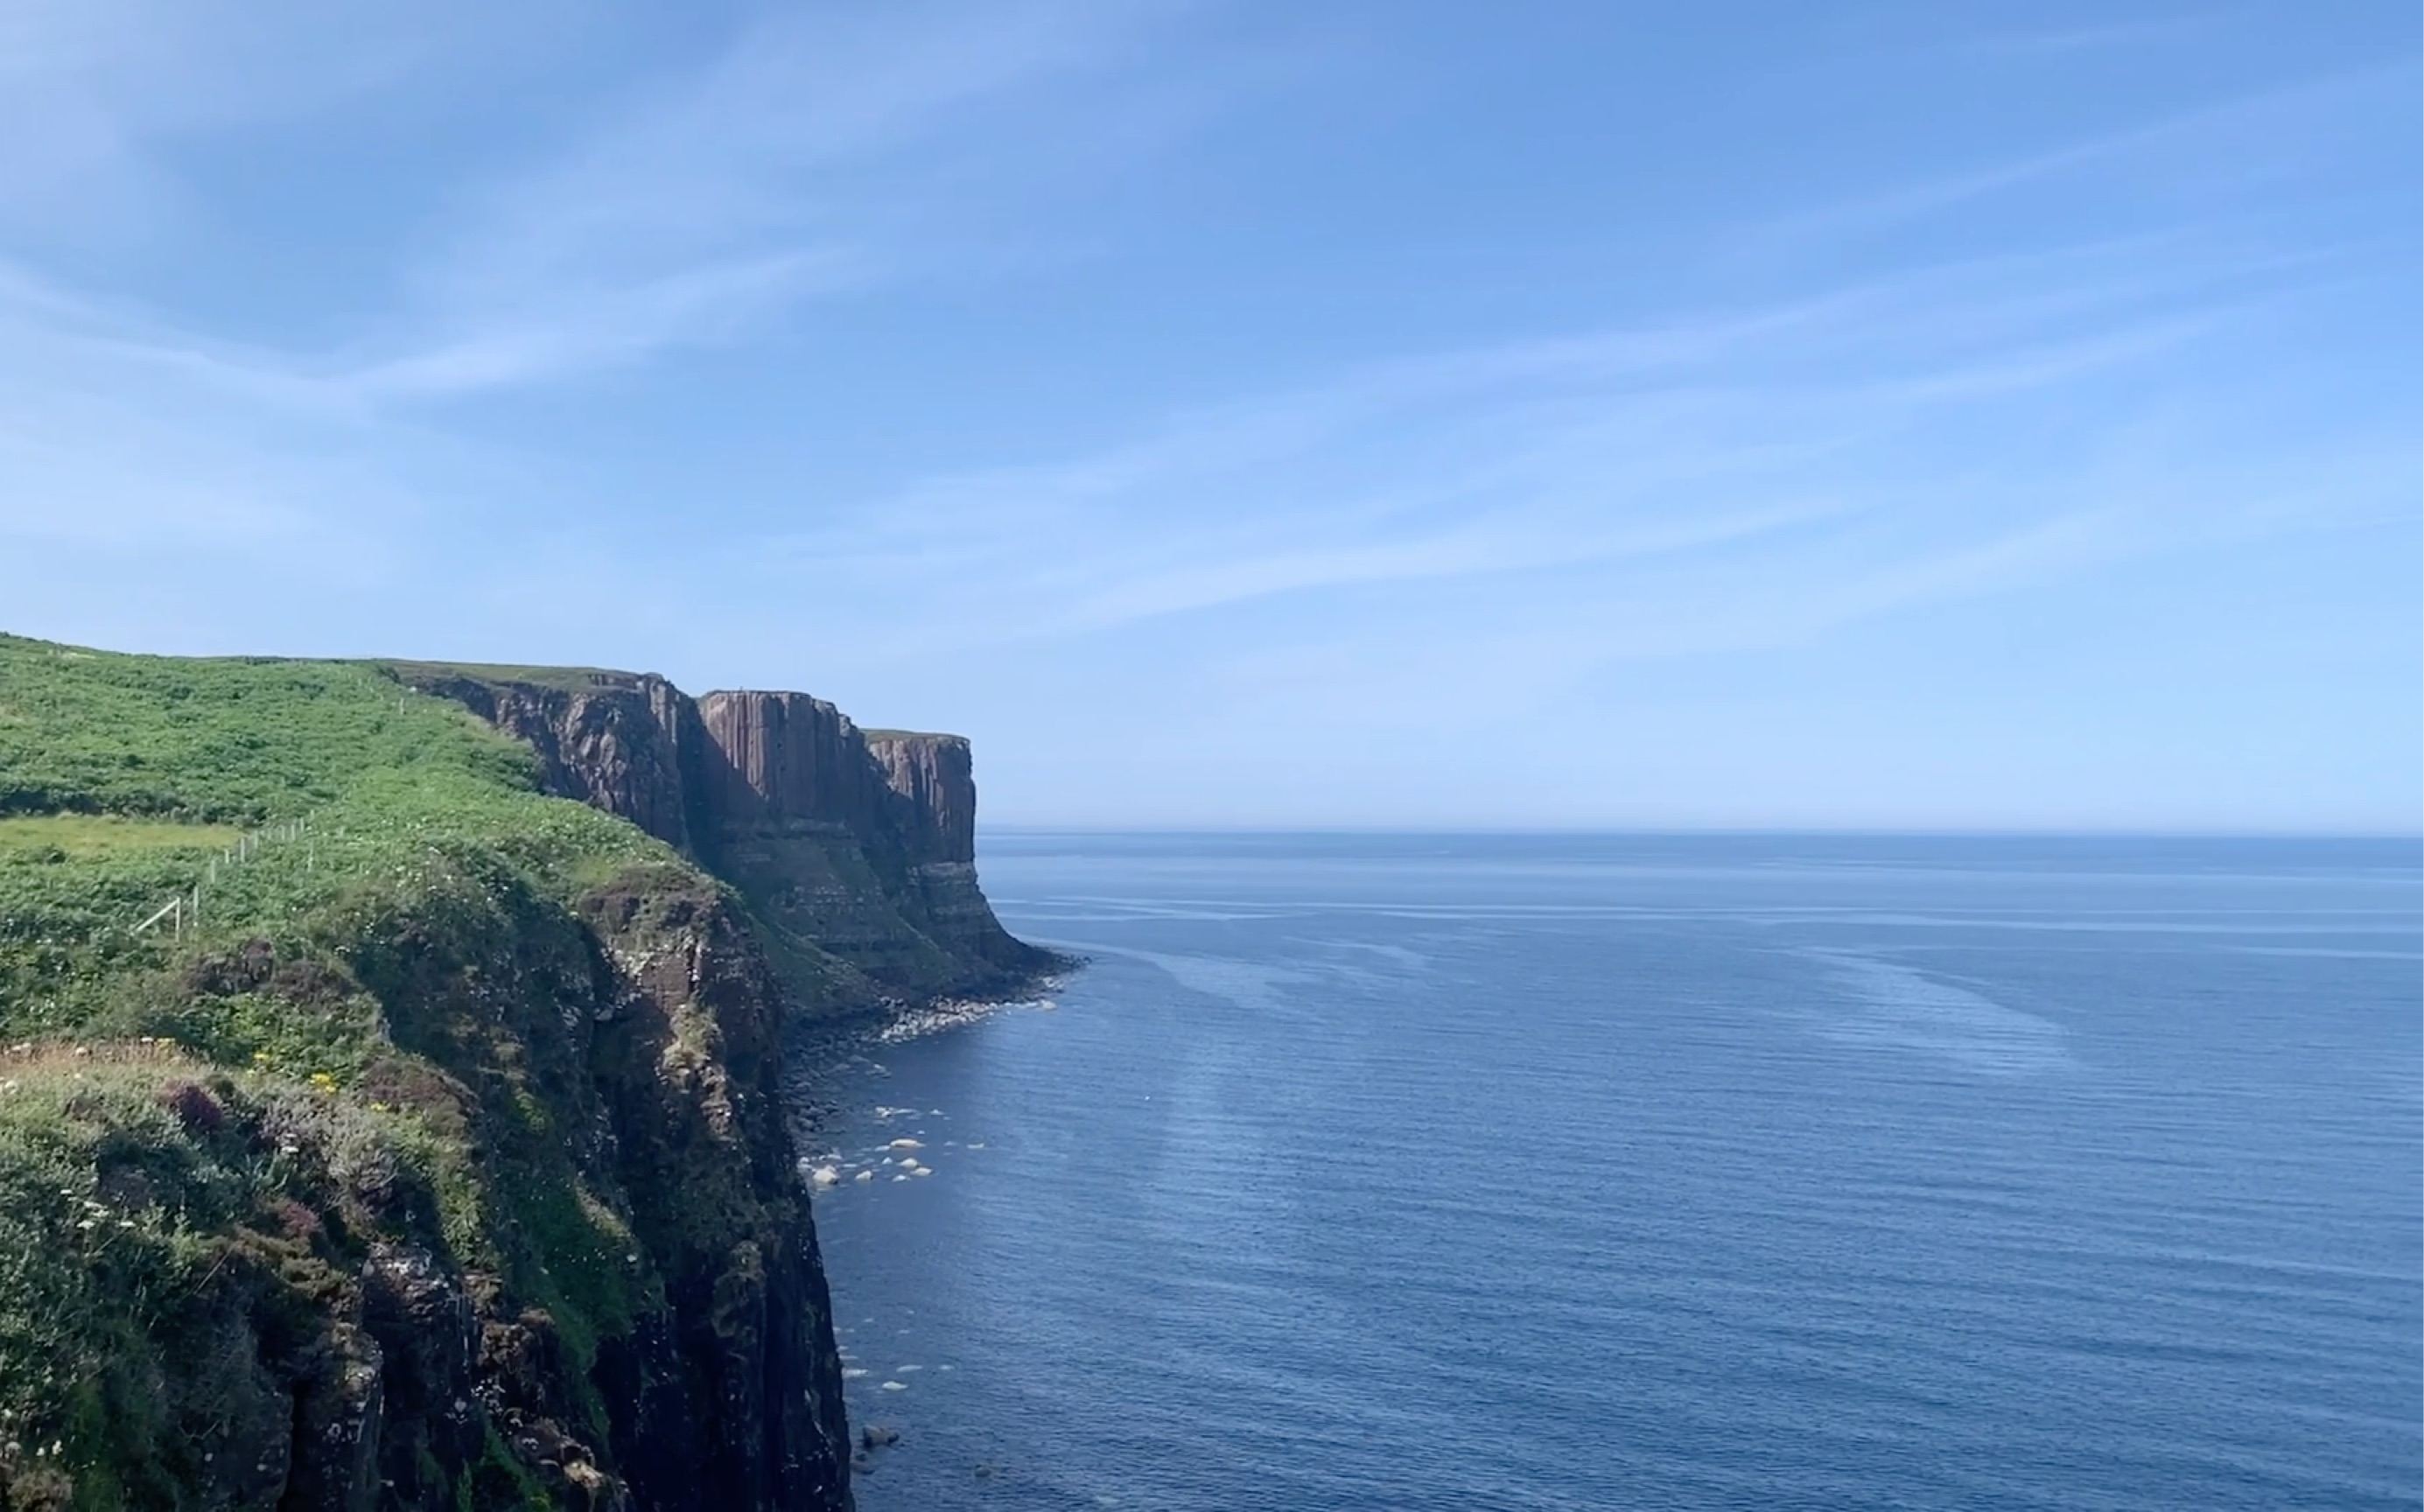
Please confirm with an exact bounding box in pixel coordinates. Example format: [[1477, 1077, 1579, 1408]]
[[736, 230, 2352, 676], [0, 0, 1230, 566], [382, 0, 1201, 396], [0, 0, 1212, 404], [1941, 14, 2221, 59], [0, 0, 523, 243], [1753, 61, 2418, 251], [429, 2, 1178, 286], [349, 251, 865, 400]]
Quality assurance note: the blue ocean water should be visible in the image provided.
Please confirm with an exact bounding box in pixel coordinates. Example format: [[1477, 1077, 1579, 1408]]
[[805, 834, 2423, 1511]]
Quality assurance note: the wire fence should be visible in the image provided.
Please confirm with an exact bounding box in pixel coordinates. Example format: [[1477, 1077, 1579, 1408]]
[[130, 816, 319, 942]]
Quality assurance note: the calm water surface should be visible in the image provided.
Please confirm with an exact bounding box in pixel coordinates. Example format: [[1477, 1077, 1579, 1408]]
[[803, 834, 2421, 1511]]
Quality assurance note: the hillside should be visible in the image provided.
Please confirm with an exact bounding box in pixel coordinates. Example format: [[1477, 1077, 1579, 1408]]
[[0, 634, 1044, 1511]]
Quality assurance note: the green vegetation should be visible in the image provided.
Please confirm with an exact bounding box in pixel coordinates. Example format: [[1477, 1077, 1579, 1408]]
[[0, 816, 240, 860], [0, 634, 663, 1042], [0, 1046, 448, 1502], [0, 634, 718, 1502], [0, 640, 538, 823]]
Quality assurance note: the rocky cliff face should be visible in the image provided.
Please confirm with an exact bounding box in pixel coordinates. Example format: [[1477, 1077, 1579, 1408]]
[[695, 692, 886, 841], [407, 669, 712, 858], [862, 732, 1045, 978], [863, 732, 976, 864], [0, 866, 855, 1512], [396, 667, 1054, 1012], [362, 867, 856, 1510], [576, 873, 854, 1510]]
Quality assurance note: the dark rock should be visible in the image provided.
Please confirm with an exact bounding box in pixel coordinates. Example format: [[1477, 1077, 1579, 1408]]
[[575, 880, 855, 1511], [279, 1325, 385, 1512], [358, 1243, 480, 1509], [158, 1079, 224, 1131], [863, 732, 975, 864]]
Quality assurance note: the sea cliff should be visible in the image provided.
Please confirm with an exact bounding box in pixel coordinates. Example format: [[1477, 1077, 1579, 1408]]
[[393, 666, 1054, 1010], [0, 636, 1049, 1511]]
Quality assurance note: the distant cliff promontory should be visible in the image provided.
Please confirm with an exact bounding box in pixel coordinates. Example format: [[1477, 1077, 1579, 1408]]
[[394, 663, 1054, 1010]]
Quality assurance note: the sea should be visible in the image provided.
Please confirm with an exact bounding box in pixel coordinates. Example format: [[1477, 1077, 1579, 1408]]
[[801, 833, 2422, 1511]]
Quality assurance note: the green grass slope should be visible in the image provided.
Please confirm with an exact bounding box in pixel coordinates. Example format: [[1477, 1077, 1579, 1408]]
[[0, 634, 663, 1051]]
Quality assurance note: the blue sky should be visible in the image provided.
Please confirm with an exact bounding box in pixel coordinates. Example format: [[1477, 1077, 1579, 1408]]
[[1, 1, 2415, 830]]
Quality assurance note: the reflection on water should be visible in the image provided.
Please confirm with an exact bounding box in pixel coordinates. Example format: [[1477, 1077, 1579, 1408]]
[[1807, 948, 2070, 1074]]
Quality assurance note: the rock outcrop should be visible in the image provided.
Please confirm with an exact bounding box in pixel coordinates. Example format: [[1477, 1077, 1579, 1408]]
[[696, 692, 890, 843], [406, 669, 713, 858], [574, 872, 854, 1510], [393, 665, 1055, 1012], [863, 732, 976, 864]]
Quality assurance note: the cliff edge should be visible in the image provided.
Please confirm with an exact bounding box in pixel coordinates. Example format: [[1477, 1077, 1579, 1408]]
[[0, 638, 1047, 1511]]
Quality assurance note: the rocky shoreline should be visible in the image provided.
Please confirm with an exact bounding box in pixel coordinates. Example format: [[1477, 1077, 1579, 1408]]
[[780, 963, 1080, 1159]]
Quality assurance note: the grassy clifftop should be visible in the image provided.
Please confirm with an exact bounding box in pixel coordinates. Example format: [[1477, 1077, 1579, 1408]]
[[0, 634, 663, 1054], [0, 635, 854, 1511]]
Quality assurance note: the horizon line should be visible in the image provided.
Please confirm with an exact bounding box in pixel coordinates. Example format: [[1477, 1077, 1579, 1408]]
[[976, 823, 2424, 843]]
